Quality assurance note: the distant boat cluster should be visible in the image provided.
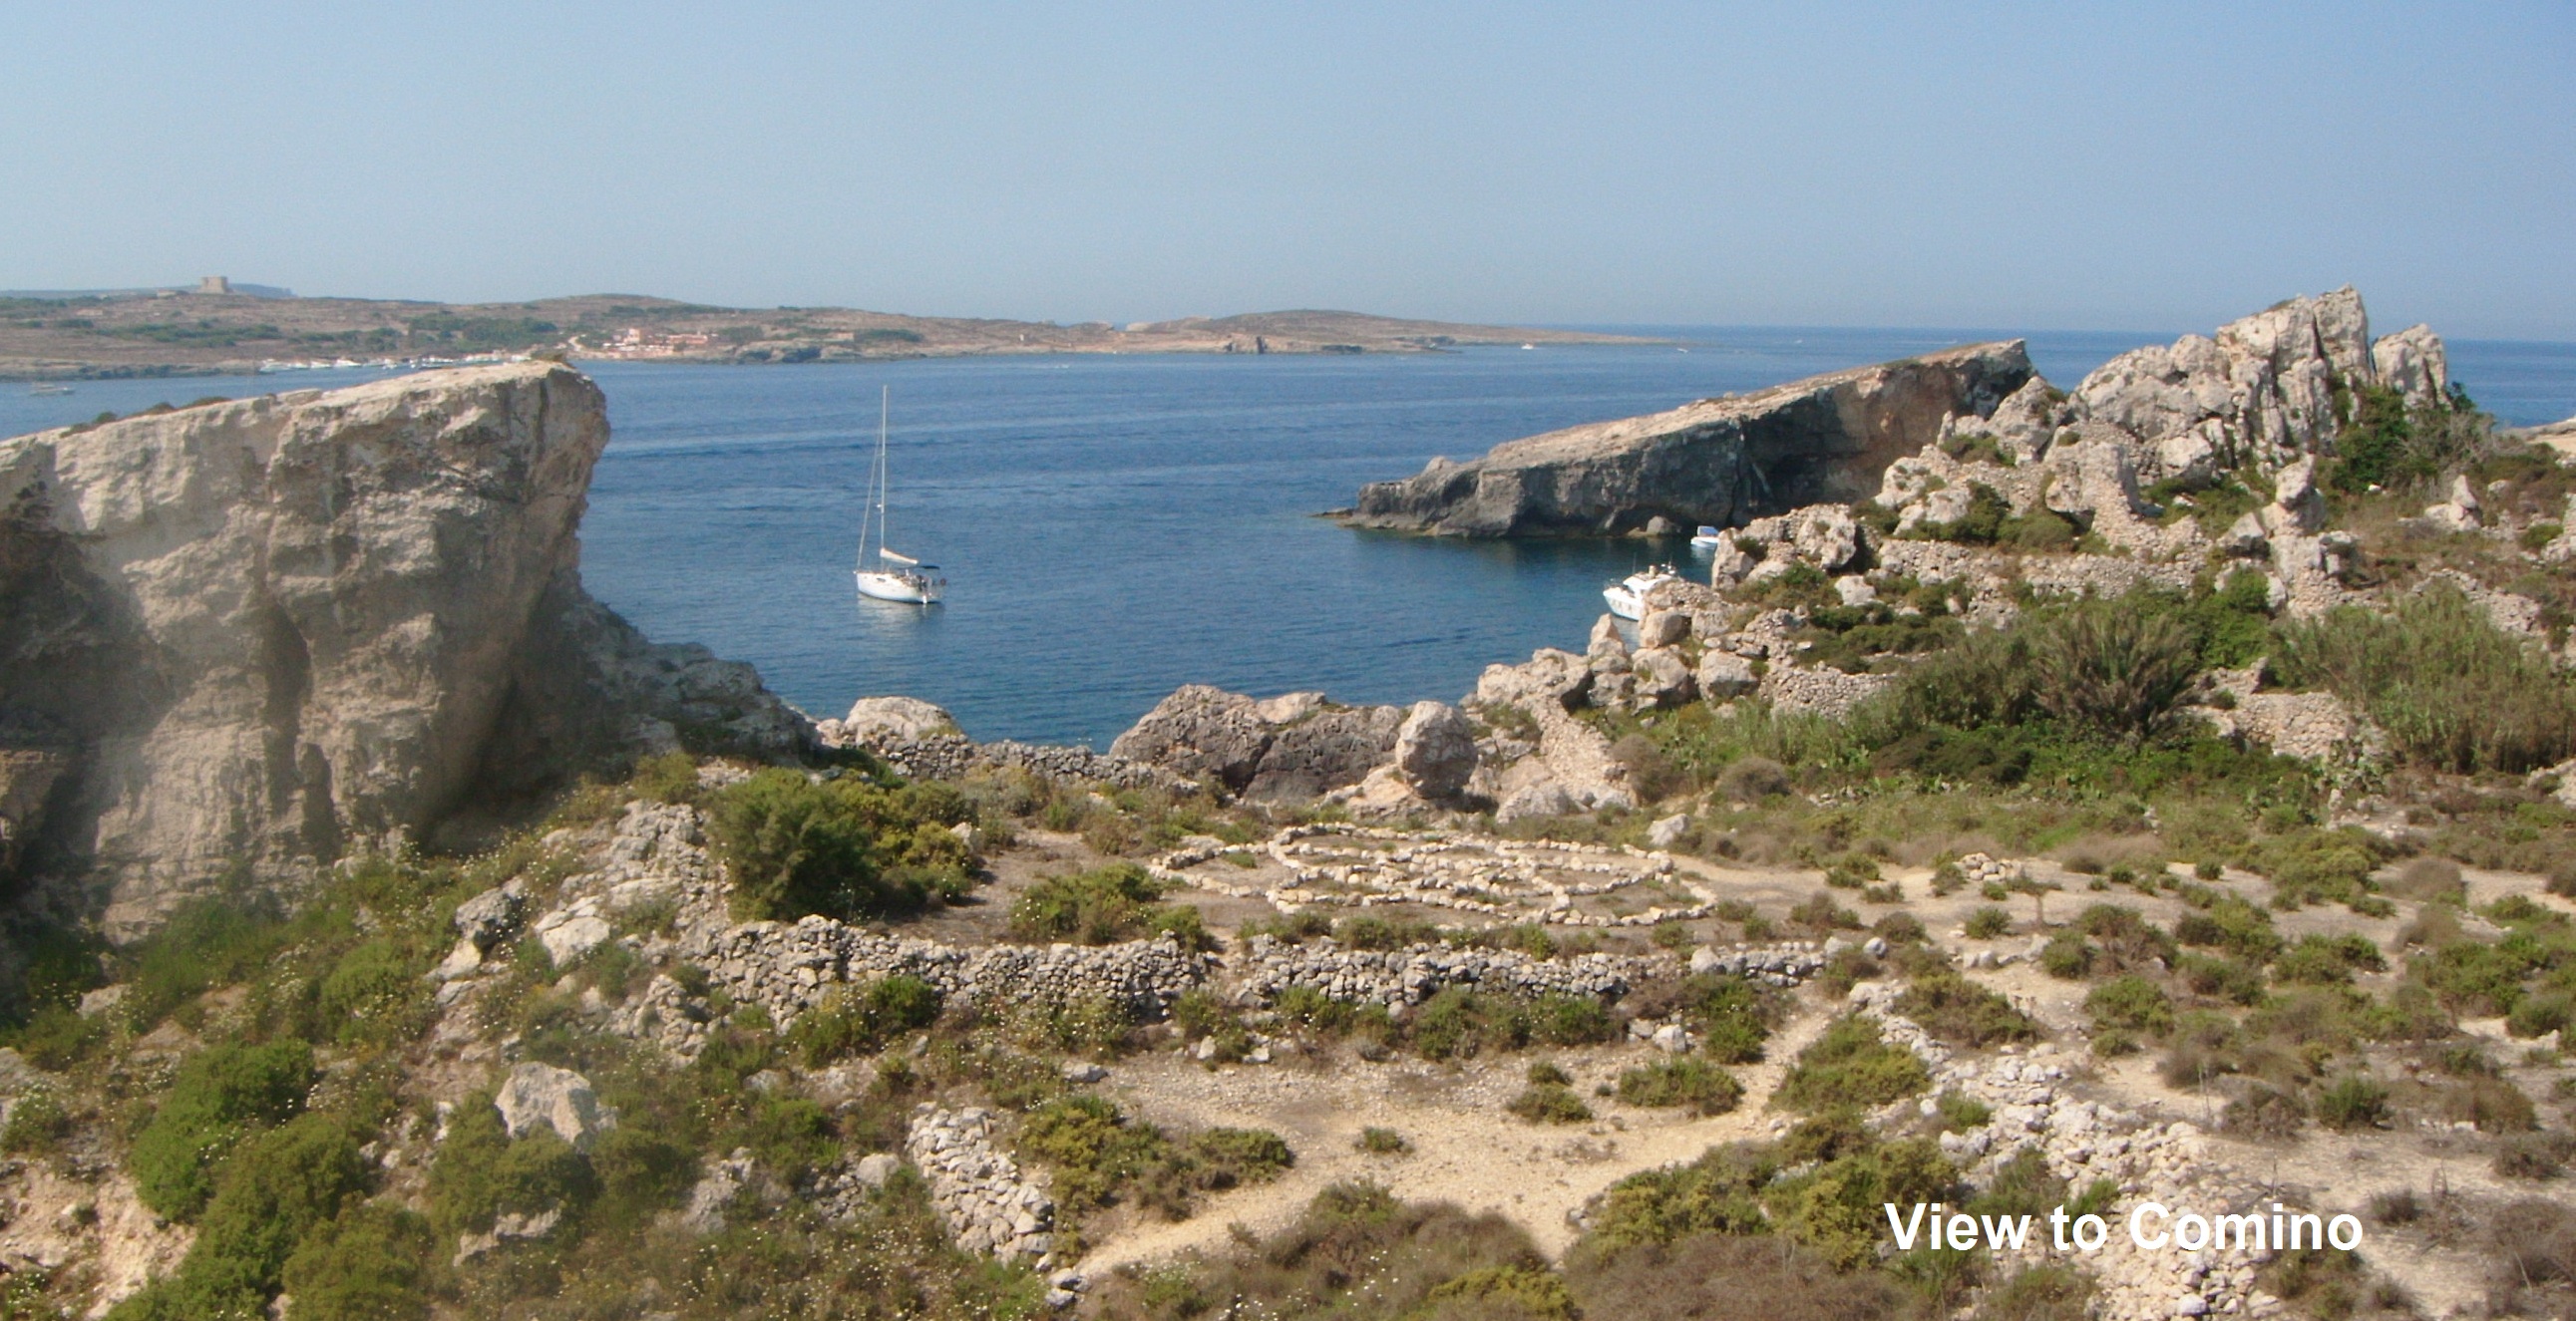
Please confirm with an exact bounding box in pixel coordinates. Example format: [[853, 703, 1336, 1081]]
[[256, 352, 530, 374]]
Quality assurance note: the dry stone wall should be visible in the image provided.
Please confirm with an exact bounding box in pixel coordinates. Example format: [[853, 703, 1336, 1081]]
[[683, 918, 1208, 1028], [905, 1105, 1056, 1262]]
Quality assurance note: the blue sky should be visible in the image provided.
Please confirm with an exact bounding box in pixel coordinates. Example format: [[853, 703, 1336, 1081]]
[[4, 2, 2569, 336]]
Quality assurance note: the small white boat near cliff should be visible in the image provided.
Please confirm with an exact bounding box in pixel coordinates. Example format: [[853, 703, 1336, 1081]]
[[1604, 565, 1683, 620], [854, 387, 944, 605], [1688, 524, 1726, 549]]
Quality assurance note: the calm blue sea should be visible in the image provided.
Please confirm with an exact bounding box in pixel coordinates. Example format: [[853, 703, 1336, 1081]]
[[9, 330, 2573, 748]]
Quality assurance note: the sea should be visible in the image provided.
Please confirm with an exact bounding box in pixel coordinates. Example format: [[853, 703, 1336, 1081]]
[[9, 329, 2574, 750]]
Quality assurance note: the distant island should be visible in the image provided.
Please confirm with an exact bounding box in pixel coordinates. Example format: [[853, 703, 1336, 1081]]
[[0, 283, 1656, 379]]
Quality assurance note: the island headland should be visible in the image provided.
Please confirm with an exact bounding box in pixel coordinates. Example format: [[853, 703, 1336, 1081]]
[[2, 287, 2575, 1320], [0, 289, 1655, 381]]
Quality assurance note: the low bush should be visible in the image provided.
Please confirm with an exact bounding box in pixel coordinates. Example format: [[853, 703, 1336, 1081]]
[[2316, 1074, 2391, 1131], [1778, 1016, 1930, 1112], [2271, 933, 2388, 986], [2083, 976, 2173, 1037], [1617, 1059, 1743, 1117], [111, 1115, 370, 1321], [1507, 1085, 1594, 1125], [706, 769, 973, 922], [1019, 1096, 1288, 1223], [1896, 971, 2037, 1048], [2273, 581, 2576, 774], [278, 1199, 435, 1321], [1007, 863, 1205, 947], [132, 1040, 318, 1221], [1092, 1180, 1556, 1321], [2496, 1133, 2576, 1181], [784, 975, 943, 1066], [1566, 1233, 1903, 1321], [1965, 906, 2014, 939], [1357, 1127, 1409, 1155]]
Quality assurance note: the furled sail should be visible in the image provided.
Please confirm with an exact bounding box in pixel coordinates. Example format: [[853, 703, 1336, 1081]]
[[879, 548, 920, 565]]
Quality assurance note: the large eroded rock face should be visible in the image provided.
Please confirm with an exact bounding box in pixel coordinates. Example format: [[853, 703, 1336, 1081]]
[[2069, 285, 2448, 471], [0, 363, 808, 933], [1109, 686, 1403, 801], [1340, 341, 2032, 536]]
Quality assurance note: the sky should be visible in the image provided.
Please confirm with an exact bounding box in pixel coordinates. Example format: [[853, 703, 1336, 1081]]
[[3, 2, 2570, 338]]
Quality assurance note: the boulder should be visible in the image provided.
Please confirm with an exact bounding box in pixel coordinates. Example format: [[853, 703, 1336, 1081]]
[[1647, 814, 1689, 847], [453, 886, 524, 952], [1695, 651, 1758, 701], [1391, 702, 1478, 800], [495, 1062, 614, 1152], [1110, 685, 1404, 802], [1495, 781, 1578, 824], [830, 696, 959, 748], [1636, 609, 1691, 649], [1630, 648, 1696, 709], [1343, 342, 2033, 535]]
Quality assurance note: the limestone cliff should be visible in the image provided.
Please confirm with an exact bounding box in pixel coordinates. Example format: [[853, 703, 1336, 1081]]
[[1338, 341, 2033, 536], [0, 363, 808, 934], [2069, 285, 2450, 471]]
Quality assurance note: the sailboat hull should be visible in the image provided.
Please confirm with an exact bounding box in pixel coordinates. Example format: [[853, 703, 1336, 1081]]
[[856, 569, 941, 604]]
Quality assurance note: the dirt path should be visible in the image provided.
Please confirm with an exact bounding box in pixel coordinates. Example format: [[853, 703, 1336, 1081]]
[[1076, 1006, 1830, 1272]]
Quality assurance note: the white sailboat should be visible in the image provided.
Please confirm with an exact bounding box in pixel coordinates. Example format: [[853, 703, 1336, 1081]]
[[854, 386, 944, 605]]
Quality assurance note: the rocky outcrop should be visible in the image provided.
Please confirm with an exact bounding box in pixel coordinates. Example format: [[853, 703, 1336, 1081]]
[[0, 365, 810, 933], [1109, 686, 1403, 801], [1341, 341, 2033, 536], [495, 1062, 614, 1152], [2070, 286, 2449, 472]]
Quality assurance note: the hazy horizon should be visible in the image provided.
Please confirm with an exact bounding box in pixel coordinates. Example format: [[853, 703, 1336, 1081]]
[[5, 3, 2569, 338]]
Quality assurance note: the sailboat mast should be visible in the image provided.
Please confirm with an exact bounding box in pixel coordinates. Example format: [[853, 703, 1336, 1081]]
[[877, 385, 891, 559]]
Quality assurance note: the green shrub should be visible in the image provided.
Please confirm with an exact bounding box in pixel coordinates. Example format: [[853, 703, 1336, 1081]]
[[133, 1040, 318, 1221], [1976, 1262, 2096, 1321], [1897, 971, 2038, 1048], [1422, 1264, 1578, 1320], [2250, 828, 2388, 910], [113, 1116, 370, 1321], [424, 1096, 598, 1238], [1506, 1085, 1594, 1125], [2273, 582, 2576, 774], [2172, 895, 2285, 963], [1934, 1091, 1992, 1131], [315, 941, 425, 1046], [1007, 863, 1204, 947], [115, 894, 288, 1031], [1616, 1059, 1744, 1117], [785, 975, 943, 1065], [1778, 1016, 1930, 1112], [1965, 907, 2013, 939], [1673, 975, 1772, 1064], [1790, 893, 1862, 932], [279, 1200, 434, 1321], [2271, 933, 2388, 986], [2039, 932, 2094, 979], [2316, 1074, 2391, 1131], [1018, 1095, 1182, 1219], [0, 1088, 69, 1156], [2083, 976, 2173, 1037], [1336, 914, 1441, 950], [1187, 1128, 1294, 1190], [1357, 1127, 1409, 1156], [706, 769, 972, 921]]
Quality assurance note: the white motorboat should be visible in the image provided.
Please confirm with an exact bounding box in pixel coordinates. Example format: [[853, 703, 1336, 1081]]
[[1603, 565, 1683, 620], [853, 387, 944, 605], [26, 383, 73, 396], [1688, 524, 1727, 549]]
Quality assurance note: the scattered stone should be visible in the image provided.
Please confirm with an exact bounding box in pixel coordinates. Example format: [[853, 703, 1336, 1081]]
[[494, 1063, 614, 1153]]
